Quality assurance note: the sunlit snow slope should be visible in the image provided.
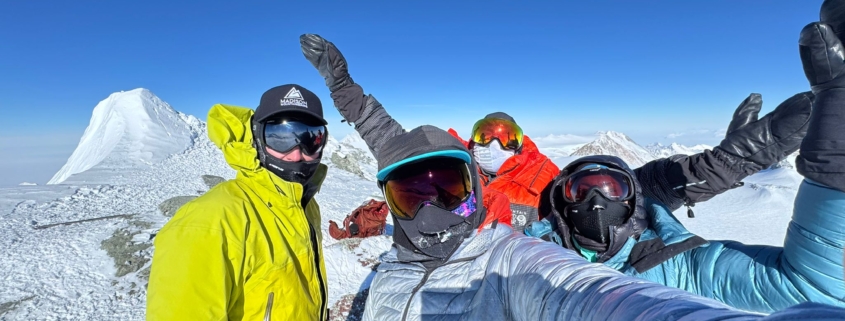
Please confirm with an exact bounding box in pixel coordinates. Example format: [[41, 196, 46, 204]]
[[47, 89, 199, 185]]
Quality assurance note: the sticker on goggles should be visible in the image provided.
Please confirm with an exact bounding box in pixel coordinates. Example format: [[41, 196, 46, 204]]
[[421, 190, 476, 218]]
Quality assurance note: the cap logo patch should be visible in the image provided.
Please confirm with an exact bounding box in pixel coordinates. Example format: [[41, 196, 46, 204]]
[[281, 87, 308, 108]]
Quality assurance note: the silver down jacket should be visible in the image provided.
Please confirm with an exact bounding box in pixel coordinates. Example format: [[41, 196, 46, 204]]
[[363, 224, 845, 321]]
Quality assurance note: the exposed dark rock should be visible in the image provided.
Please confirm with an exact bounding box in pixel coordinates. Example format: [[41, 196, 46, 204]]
[[0, 295, 36, 319], [201, 175, 226, 189], [158, 196, 197, 217], [328, 289, 369, 321], [101, 228, 152, 277]]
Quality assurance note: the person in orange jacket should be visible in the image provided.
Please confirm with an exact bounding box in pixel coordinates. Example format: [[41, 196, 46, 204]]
[[445, 113, 560, 231]]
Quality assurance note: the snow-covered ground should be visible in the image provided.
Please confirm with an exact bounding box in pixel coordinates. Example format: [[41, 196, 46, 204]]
[[0, 88, 811, 320]]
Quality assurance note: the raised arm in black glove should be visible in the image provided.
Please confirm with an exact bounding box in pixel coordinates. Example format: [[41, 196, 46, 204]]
[[797, 21, 845, 193], [716, 91, 813, 175], [636, 92, 812, 215], [300, 34, 405, 158]]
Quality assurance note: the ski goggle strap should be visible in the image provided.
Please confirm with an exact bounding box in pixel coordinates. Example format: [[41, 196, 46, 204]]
[[470, 118, 524, 150], [382, 157, 474, 220], [563, 164, 634, 203], [263, 118, 328, 156]]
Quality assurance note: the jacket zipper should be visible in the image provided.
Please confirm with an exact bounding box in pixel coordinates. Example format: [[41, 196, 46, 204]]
[[264, 292, 274, 321], [270, 180, 327, 321], [401, 269, 432, 321], [309, 223, 327, 321]]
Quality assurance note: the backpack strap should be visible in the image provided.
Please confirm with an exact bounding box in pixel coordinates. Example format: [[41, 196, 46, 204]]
[[628, 235, 707, 273]]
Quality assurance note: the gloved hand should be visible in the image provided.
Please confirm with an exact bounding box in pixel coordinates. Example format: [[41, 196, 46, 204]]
[[797, 22, 845, 192], [716, 91, 813, 173], [800, 22, 845, 93], [300, 34, 355, 92]]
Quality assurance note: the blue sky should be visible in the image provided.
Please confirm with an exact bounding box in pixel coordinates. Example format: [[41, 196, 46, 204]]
[[0, 0, 824, 186]]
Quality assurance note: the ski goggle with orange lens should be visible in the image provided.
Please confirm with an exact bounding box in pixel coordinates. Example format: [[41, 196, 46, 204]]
[[562, 164, 634, 203], [382, 157, 474, 220], [470, 118, 524, 150], [263, 118, 328, 156]]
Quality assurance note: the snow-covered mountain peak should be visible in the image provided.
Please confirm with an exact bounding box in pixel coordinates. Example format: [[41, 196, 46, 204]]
[[570, 131, 655, 168], [594, 130, 635, 142], [48, 88, 201, 185]]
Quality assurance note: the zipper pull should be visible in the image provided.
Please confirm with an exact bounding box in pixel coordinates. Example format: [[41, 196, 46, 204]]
[[685, 203, 695, 218], [684, 198, 695, 218]]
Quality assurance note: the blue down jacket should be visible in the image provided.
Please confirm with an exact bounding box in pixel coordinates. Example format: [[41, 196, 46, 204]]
[[363, 222, 845, 321], [526, 179, 845, 314]]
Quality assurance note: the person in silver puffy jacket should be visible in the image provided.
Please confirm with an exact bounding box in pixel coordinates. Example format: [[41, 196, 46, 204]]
[[358, 123, 845, 321]]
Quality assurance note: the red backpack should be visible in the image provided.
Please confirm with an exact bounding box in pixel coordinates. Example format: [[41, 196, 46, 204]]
[[329, 199, 389, 240]]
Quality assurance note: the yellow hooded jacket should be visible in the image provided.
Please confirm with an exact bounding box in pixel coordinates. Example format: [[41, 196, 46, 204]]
[[146, 104, 328, 321]]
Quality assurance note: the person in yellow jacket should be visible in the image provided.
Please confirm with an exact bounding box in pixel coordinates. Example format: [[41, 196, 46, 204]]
[[146, 84, 331, 321]]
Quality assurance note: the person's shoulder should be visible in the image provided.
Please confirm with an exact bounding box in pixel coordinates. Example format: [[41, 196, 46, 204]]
[[162, 180, 253, 232], [517, 138, 557, 169]]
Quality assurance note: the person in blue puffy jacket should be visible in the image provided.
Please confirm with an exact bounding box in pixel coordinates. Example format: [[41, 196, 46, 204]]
[[525, 1, 845, 313]]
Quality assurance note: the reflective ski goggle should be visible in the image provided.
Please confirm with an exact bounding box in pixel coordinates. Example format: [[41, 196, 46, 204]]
[[470, 118, 524, 150], [562, 164, 634, 203], [382, 157, 474, 220], [263, 118, 328, 156]]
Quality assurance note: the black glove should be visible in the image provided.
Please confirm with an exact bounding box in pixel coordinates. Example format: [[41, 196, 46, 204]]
[[716, 91, 813, 173], [797, 22, 845, 192], [300, 34, 354, 92], [726, 93, 763, 135]]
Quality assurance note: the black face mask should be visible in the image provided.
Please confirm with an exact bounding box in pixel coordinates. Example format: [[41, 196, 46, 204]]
[[564, 191, 631, 250], [393, 203, 474, 260]]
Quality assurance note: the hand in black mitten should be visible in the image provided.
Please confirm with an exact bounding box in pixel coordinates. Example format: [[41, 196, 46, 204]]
[[797, 22, 845, 192], [300, 34, 354, 92], [725, 93, 763, 135], [800, 23, 845, 93], [717, 91, 813, 171]]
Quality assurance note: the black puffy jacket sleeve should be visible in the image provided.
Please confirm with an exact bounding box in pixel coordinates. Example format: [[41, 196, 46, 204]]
[[635, 148, 746, 212]]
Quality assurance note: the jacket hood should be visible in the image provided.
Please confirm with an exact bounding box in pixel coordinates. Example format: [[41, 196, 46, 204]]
[[208, 104, 263, 173], [548, 155, 648, 261]]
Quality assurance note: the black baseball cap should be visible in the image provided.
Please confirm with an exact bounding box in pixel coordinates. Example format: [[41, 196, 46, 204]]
[[254, 84, 327, 125]]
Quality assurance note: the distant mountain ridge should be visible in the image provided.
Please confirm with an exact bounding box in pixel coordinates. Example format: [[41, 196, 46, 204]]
[[50, 88, 737, 185], [568, 131, 655, 168], [48, 88, 378, 185]]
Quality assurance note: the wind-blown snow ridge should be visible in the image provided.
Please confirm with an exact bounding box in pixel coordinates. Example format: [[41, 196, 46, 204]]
[[48, 89, 200, 185]]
